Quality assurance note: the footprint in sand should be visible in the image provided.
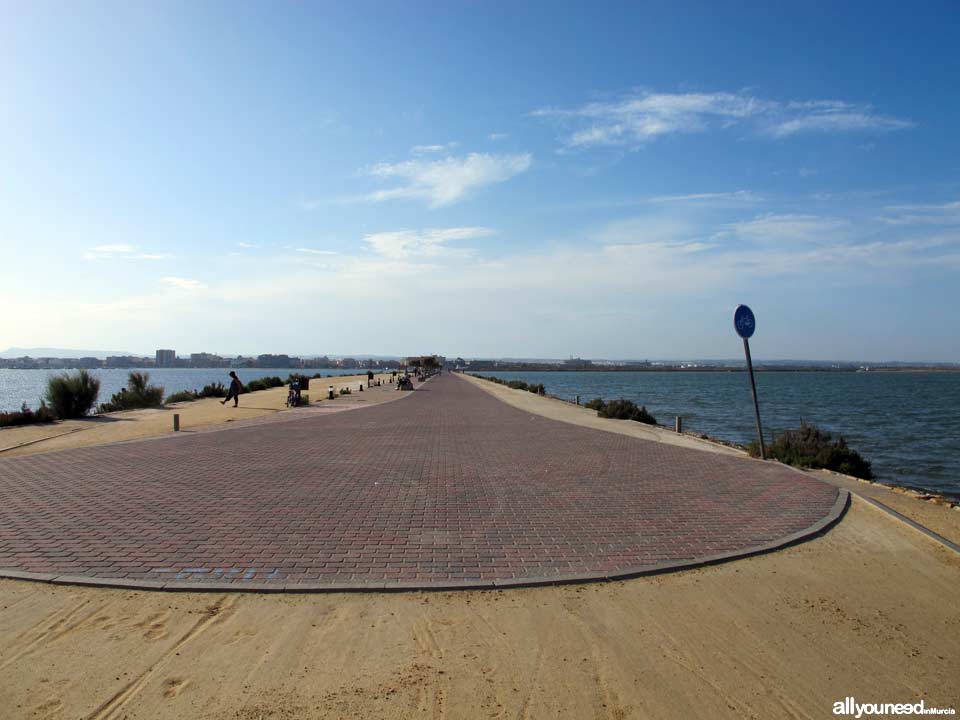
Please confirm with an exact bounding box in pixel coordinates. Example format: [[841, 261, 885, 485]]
[[163, 677, 190, 698], [133, 611, 171, 641]]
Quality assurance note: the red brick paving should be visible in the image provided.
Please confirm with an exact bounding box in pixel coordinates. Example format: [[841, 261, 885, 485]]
[[0, 374, 840, 590]]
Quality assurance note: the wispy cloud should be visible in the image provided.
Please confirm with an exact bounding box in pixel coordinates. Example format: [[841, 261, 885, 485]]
[[363, 227, 495, 260], [365, 152, 533, 208], [160, 276, 207, 291], [646, 190, 762, 205], [295, 247, 338, 255], [236, 242, 257, 248], [878, 199, 960, 226], [534, 91, 912, 149], [83, 244, 170, 261], [488, 133, 509, 141], [720, 213, 850, 244], [411, 142, 458, 155]]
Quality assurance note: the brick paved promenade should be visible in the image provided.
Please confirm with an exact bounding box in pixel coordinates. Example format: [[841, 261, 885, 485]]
[[0, 374, 843, 590]]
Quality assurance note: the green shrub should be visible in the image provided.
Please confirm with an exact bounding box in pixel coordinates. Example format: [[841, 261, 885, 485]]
[[339, 386, 352, 395], [598, 398, 656, 425], [299, 394, 309, 406], [98, 372, 164, 413], [506, 380, 529, 390], [245, 376, 284, 393], [0, 402, 57, 427], [198, 382, 226, 398], [748, 422, 873, 479], [585, 397, 656, 424], [44, 369, 101, 419], [165, 390, 198, 404], [527, 383, 545, 395]]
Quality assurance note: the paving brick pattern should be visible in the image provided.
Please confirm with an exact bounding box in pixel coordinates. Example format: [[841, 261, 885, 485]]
[[0, 374, 839, 589]]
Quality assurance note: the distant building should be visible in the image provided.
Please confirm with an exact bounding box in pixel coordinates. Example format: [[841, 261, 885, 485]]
[[156, 349, 176, 367], [189, 352, 226, 367], [256, 354, 295, 368], [106, 355, 151, 368]]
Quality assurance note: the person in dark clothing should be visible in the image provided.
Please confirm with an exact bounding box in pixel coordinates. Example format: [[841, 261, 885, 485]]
[[221, 371, 243, 407]]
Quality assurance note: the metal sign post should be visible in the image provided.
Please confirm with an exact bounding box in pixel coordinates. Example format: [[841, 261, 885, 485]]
[[734, 304, 765, 460]]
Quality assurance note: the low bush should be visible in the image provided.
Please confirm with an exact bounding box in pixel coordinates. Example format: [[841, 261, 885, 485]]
[[98, 371, 165, 413], [299, 393, 309, 406], [585, 397, 657, 425], [165, 390, 198, 404], [164, 382, 226, 405], [584, 397, 606, 411], [244, 376, 284, 393], [339, 386, 352, 395], [198, 382, 226, 398], [45, 369, 101, 419], [475, 375, 547, 396], [748, 422, 873, 479], [0, 402, 57, 427]]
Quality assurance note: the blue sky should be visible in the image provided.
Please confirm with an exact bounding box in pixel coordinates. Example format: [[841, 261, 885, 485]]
[[2, 1, 958, 361]]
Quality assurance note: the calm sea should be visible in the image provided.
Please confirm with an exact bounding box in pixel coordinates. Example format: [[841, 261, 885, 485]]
[[470, 370, 960, 499], [0, 368, 368, 414]]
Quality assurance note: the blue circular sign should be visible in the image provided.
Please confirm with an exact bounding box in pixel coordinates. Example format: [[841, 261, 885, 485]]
[[734, 304, 756, 339]]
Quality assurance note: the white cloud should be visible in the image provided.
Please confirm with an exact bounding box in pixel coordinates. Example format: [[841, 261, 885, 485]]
[[878, 200, 960, 226], [365, 152, 533, 208], [160, 276, 207, 291], [646, 190, 762, 205], [535, 91, 912, 148], [295, 248, 338, 255], [363, 227, 495, 260], [83, 244, 170, 261], [488, 133, 509, 141], [410, 142, 458, 155], [721, 214, 850, 244], [236, 242, 257, 248]]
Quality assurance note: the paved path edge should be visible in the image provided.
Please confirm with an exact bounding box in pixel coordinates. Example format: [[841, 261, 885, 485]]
[[0, 490, 850, 594]]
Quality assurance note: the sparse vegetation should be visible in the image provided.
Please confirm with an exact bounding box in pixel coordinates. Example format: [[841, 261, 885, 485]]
[[339, 386, 352, 395], [474, 375, 546, 395], [0, 402, 57, 428], [44, 369, 101, 419], [98, 372, 164, 413], [244, 376, 285, 393], [748, 422, 873, 479], [585, 397, 657, 425], [164, 382, 227, 405], [164, 390, 198, 404]]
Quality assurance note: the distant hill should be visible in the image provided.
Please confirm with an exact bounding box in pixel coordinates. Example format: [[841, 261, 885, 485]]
[[0, 347, 141, 359]]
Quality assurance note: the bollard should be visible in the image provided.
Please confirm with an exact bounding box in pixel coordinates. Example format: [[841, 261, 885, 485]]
[[359, 383, 363, 392], [328, 385, 334, 400], [173, 414, 180, 432], [576, 395, 580, 406], [675, 416, 682, 434]]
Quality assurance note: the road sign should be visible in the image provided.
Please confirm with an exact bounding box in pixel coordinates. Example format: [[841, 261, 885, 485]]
[[735, 304, 765, 459], [734, 304, 756, 339]]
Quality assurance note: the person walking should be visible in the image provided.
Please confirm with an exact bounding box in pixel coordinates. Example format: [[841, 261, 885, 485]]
[[221, 371, 243, 407]]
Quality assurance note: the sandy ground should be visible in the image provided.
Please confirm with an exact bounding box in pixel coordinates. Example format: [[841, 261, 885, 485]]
[[0, 498, 956, 720], [0, 371, 957, 718], [461, 373, 960, 544], [0, 374, 397, 459]]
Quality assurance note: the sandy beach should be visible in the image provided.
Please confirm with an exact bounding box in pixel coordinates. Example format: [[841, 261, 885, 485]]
[[0, 375, 957, 719]]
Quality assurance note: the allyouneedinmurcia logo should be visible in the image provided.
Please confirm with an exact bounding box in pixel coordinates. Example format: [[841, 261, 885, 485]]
[[833, 697, 956, 717]]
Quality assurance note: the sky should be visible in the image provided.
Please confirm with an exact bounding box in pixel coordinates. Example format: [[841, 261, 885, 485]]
[[1, 1, 959, 361]]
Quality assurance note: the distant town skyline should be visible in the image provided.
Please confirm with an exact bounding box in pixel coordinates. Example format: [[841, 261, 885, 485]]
[[2, 3, 959, 361]]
